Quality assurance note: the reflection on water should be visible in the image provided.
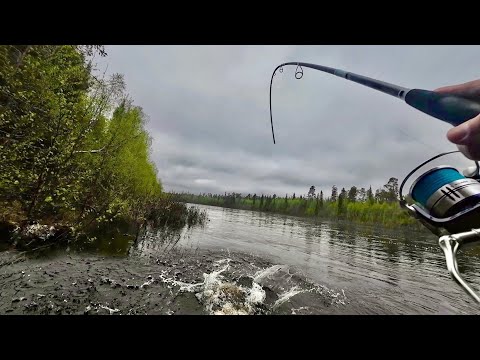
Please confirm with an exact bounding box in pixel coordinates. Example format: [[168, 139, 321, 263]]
[[69, 224, 194, 258], [69, 232, 134, 256], [129, 227, 186, 258]]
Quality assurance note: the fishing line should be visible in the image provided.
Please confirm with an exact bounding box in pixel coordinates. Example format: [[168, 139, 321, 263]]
[[269, 62, 480, 144]]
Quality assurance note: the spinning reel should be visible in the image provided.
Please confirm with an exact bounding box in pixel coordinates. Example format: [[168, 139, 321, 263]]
[[400, 151, 480, 302]]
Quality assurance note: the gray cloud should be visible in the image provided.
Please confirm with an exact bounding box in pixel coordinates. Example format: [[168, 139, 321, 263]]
[[97, 45, 480, 197]]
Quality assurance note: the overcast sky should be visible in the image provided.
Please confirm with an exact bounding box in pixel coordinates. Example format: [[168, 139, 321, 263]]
[[96, 45, 480, 197]]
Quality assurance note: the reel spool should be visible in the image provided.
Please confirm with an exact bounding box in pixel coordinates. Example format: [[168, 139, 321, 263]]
[[400, 152, 480, 235], [399, 151, 480, 302], [410, 166, 480, 218]]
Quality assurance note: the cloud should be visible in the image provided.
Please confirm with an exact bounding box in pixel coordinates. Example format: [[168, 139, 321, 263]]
[[97, 45, 480, 196]]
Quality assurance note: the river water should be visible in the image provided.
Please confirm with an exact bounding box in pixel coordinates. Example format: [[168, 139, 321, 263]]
[[2, 203, 480, 315], [156, 204, 480, 314]]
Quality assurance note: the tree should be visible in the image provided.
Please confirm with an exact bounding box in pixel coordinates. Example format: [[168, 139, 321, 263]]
[[358, 187, 366, 202], [374, 189, 384, 203], [367, 186, 374, 204], [383, 177, 399, 202], [337, 188, 347, 216], [347, 186, 357, 202], [307, 186, 316, 198], [331, 185, 338, 202], [0, 45, 162, 230]]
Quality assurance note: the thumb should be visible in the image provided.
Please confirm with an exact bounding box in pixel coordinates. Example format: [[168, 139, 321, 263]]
[[456, 144, 474, 160], [446, 114, 480, 144]]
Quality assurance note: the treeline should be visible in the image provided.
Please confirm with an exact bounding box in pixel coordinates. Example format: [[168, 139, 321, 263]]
[[0, 45, 166, 233], [171, 178, 418, 227]]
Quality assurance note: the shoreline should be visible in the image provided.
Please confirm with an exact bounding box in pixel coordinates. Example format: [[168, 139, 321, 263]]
[[183, 201, 428, 232]]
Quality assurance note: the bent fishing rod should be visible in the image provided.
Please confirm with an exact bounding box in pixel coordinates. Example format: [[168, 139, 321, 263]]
[[269, 62, 480, 303], [269, 62, 480, 144]]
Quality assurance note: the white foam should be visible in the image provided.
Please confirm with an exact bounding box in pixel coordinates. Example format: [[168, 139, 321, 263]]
[[253, 265, 285, 283], [158, 271, 204, 292], [246, 282, 266, 305], [157, 258, 346, 315], [99, 305, 120, 315], [214, 302, 249, 315], [308, 285, 348, 306], [291, 306, 309, 315], [158, 258, 268, 315], [273, 286, 305, 309], [213, 258, 231, 267]]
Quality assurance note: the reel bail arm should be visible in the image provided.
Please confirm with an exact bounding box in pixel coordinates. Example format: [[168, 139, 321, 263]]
[[439, 229, 480, 302], [400, 150, 480, 303]]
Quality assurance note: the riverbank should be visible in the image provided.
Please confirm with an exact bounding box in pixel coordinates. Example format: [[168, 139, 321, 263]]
[[172, 194, 424, 230], [0, 198, 208, 254]]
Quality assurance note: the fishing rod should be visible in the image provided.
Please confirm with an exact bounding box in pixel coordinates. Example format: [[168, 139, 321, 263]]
[[269, 62, 480, 303], [269, 62, 480, 144]]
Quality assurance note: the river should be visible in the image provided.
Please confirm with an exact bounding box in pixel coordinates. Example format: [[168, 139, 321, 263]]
[[166, 204, 480, 314], [1, 203, 480, 315]]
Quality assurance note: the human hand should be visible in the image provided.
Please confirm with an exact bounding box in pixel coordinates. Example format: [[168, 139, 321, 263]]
[[435, 80, 480, 160]]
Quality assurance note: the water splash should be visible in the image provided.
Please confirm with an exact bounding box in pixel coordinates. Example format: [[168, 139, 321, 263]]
[[159, 271, 204, 292], [273, 286, 306, 309], [246, 282, 266, 305], [253, 265, 285, 283], [308, 285, 348, 306], [157, 258, 347, 315], [99, 305, 120, 315], [291, 306, 309, 314]]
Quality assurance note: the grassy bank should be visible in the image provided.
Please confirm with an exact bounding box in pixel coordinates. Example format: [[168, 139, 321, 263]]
[[171, 193, 420, 229]]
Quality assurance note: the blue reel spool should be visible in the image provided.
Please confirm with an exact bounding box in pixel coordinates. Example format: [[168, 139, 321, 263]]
[[411, 167, 464, 208], [410, 166, 480, 218]]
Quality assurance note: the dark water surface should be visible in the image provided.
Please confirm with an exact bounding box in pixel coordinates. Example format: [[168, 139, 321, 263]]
[[2, 203, 480, 314]]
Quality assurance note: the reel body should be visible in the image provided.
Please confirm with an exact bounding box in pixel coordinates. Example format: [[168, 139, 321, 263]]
[[406, 166, 480, 234], [400, 152, 480, 302]]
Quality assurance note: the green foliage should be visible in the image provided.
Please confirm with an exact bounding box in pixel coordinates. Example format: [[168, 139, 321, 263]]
[[347, 186, 357, 202], [171, 176, 419, 228], [0, 45, 164, 233], [331, 185, 338, 202]]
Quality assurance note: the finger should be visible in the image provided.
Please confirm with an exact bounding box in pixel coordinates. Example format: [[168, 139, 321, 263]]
[[456, 144, 474, 160], [434, 79, 480, 100], [457, 137, 480, 160], [446, 114, 480, 144]]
